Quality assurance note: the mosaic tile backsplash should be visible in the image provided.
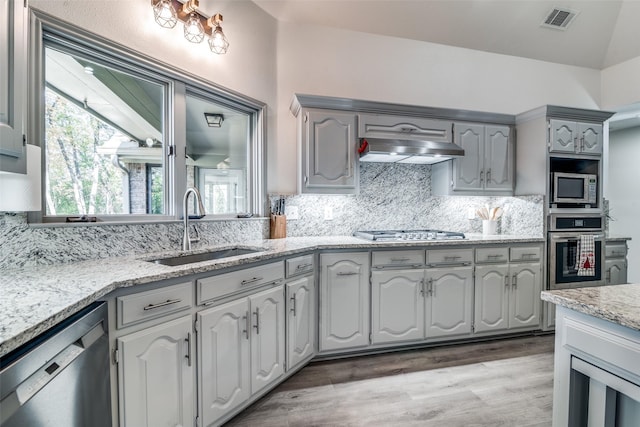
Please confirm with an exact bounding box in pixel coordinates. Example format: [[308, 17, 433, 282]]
[[1, 163, 543, 269]]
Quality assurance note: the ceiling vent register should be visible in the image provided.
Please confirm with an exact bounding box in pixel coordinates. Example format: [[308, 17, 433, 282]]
[[541, 7, 579, 30]]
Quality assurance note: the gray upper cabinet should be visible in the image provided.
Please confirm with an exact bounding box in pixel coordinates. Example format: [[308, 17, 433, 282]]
[[549, 119, 603, 155], [439, 122, 513, 195], [297, 108, 358, 194], [358, 113, 451, 142], [0, 0, 27, 173]]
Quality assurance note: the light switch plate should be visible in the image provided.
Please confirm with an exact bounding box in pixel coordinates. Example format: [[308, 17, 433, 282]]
[[324, 206, 333, 221]]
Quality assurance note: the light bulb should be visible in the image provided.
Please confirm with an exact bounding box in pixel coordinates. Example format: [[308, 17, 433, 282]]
[[184, 13, 205, 43], [153, 0, 177, 29], [208, 26, 229, 54]]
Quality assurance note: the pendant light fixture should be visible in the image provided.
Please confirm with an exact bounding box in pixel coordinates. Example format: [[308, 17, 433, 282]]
[[207, 14, 229, 54], [153, 0, 177, 28], [150, 0, 229, 54]]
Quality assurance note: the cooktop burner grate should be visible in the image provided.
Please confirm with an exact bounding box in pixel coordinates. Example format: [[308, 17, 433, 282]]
[[353, 229, 466, 241]]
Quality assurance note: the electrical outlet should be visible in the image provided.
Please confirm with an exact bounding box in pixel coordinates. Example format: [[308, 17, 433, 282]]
[[286, 205, 299, 220], [324, 206, 333, 221], [467, 208, 476, 220]]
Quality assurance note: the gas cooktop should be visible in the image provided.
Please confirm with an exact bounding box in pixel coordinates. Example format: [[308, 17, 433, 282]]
[[353, 229, 466, 241]]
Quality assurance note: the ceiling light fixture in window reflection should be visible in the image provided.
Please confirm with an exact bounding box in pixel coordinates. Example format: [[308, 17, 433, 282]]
[[150, 0, 229, 54]]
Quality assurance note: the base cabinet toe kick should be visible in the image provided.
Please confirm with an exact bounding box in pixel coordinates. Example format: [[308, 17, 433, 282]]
[[101, 242, 544, 426]]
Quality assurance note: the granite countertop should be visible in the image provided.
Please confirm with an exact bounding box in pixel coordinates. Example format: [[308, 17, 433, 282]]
[[0, 234, 543, 357], [541, 284, 640, 332]]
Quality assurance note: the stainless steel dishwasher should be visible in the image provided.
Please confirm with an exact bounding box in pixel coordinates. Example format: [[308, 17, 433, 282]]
[[0, 301, 112, 427]]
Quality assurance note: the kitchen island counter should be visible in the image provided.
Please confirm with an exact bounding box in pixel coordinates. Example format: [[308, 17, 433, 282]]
[[1, 234, 543, 357], [541, 284, 640, 332], [542, 284, 640, 426]]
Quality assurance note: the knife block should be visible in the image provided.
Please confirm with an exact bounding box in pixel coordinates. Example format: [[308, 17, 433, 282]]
[[270, 214, 286, 239]]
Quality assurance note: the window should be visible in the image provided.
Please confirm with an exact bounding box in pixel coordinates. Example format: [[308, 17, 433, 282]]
[[31, 13, 266, 223]]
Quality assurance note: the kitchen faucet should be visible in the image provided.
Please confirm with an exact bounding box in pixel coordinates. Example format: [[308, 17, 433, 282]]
[[182, 187, 206, 251]]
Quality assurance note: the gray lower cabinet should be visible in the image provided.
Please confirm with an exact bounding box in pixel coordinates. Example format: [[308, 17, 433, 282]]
[[319, 252, 370, 352], [474, 245, 542, 333], [0, 0, 28, 173], [370, 251, 473, 345], [286, 275, 315, 370], [198, 285, 285, 427], [117, 315, 195, 427], [425, 266, 474, 338], [371, 269, 424, 344], [605, 241, 628, 285]]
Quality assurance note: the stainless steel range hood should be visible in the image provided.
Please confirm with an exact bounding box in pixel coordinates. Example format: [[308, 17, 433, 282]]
[[358, 137, 464, 164]]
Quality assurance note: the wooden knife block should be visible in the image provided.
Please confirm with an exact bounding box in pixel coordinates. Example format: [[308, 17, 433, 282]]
[[270, 215, 286, 239]]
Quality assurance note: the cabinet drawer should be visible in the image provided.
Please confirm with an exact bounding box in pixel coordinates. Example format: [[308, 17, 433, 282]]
[[510, 246, 542, 262], [197, 261, 284, 304], [606, 243, 627, 259], [372, 250, 424, 268], [476, 247, 509, 263], [117, 281, 193, 329], [426, 249, 473, 266], [286, 254, 315, 278]]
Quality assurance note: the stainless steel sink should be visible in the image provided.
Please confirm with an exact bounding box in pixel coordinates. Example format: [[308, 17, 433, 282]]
[[149, 247, 263, 266]]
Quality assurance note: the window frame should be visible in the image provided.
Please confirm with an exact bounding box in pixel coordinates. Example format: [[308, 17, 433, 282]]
[[28, 10, 266, 223]]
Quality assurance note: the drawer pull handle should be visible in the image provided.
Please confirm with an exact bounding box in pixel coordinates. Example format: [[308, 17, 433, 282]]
[[242, 311, 250, 339], [253, 309, 260, 335], [185, 333, 192, 366], [444, 256, 461, 261], [296, 263, 313, 270], [143, 298, 182, 311], [241, 276, 264, 286], [290, 294, 297, 316], [512, 274, 518, 287], [487, 254, 504, 260], [337, 271, 358, 276], [520, 253, 537, 259], [390, 257, 411, 262]]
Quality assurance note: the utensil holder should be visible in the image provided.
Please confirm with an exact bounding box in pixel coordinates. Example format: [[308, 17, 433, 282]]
[[482, 220, 498, 236], [270, 214, 286, 239]]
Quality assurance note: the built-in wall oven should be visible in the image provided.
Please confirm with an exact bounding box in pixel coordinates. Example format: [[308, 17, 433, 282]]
[[548, 214, 605, 289]]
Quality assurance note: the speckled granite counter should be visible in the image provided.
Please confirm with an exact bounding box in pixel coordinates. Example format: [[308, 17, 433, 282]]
[[541, 284, 640, 332], [0, 234, 543, 357]]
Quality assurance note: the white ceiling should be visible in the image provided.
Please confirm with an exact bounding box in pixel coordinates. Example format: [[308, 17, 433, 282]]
[[252, 0, 640, 70]]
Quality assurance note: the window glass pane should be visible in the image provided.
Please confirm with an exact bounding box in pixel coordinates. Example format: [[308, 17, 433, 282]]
[[44, 46, 165, 216], [185, 91, 250, 215]]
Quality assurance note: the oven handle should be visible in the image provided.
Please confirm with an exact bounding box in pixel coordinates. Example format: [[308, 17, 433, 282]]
[[550, 234, 604, 241]]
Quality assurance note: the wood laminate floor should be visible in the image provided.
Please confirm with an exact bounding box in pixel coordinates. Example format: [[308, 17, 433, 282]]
[[225, 334, 555, 427]]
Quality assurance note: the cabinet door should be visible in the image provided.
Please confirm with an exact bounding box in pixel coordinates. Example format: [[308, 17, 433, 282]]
[[371, 269, 424, 344], [425, 266, 473, 338], [249, 285, 285, 395], [303, 109, 358, 193], [0, 0, 27, 173], [452, 123, 484, 190], [474, 264, 510, 333], [118, 315, 194, 427], [578, 122, 603, 155], [199, 298, 251, 426], [509, 263, 542, 329], [286, 275, 315, 371], [319, 252, 370, 351], [549, 119, 577, 153], [606, 259, 628, 285], [484, 125, 513, 191]]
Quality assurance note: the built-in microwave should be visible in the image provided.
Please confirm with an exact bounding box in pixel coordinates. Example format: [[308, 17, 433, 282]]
[[552, 172, 597, 205]]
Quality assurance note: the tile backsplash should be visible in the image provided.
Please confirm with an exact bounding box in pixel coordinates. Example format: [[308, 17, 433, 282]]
[[272, 163, 543, 238], [1, 163, 543, 269]]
